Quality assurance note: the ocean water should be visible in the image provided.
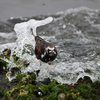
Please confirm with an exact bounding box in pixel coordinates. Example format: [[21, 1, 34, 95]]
[[0, 7, 100, 84], [1, 0, 100, 21]]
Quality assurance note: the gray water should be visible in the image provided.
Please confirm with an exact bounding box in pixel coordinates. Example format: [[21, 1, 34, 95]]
[[0, 6, 100, 84], [0, 0, 100, 21]]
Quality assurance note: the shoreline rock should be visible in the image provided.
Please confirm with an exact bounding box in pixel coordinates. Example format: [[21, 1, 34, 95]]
[[0, 49, 100, 100]]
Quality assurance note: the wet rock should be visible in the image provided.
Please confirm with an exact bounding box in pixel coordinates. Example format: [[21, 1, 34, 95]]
[[0, 59, 8, 74], [0, 49, 9, 74], [3, 49, 11, 56], [0, 49, 11, 59], [34, 70, 40, 76], [10, 67, 21, 77], [39, 78, 51, 85], [0, 74, 10, 92], [58, 93, 66, 100], [1, 74, 100, 100], [77, 76, 92, 85], [39, 98, 43, 100]]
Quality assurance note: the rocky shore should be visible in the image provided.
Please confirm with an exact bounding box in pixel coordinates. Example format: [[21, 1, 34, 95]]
[[0, 49, 100, 100]]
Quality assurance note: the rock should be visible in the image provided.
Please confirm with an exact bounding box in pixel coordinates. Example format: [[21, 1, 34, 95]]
[[58, 93, 66, 100], [77, 76, 92, 85]]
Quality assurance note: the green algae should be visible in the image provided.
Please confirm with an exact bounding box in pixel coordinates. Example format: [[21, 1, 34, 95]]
[[0, 48, 30, 76], [84, 69, 92, 74], [0, 49, 10, 73], [1, 49, 11, 60], [1, 73, 100, 100], [22, 44, 34, 55]]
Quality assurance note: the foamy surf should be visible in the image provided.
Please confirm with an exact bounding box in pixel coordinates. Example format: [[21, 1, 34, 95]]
[[0, 7, 100, 84]]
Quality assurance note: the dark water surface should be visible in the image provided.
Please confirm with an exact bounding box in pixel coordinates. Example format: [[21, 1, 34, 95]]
[[0, 0, 100, 21]]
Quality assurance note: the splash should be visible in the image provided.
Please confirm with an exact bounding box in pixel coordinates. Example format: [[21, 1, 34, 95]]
[[0, 17, 54, 81], [14, 17, 53, 57]]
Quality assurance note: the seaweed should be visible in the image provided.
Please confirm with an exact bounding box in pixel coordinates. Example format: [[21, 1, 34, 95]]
[[0, 72, 100, 100]]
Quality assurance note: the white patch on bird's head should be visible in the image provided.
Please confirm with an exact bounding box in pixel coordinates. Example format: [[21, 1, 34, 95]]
[[41, 46, 57, 59], [46, 46, 54, 51], [46, 46, 56, 56]]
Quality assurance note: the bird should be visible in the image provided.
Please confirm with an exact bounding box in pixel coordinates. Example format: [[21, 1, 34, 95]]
[[31, 29, 57, 65]]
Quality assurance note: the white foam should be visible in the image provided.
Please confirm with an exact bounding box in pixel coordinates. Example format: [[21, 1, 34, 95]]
[[2, 17, 54, 81]]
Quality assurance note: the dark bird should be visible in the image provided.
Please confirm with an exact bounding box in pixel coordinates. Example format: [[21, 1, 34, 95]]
[[31, 29, 57, 65]]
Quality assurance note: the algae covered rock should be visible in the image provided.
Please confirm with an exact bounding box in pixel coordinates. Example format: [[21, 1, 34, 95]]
[[22, 44, 34, 56], [58, 93, 67, 100], [0, 73, 100, 100], [0, 49, 100, 100], [0, 49, 11, 73], [1, 72, 37, 100], [0, 48, 30, 78]]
